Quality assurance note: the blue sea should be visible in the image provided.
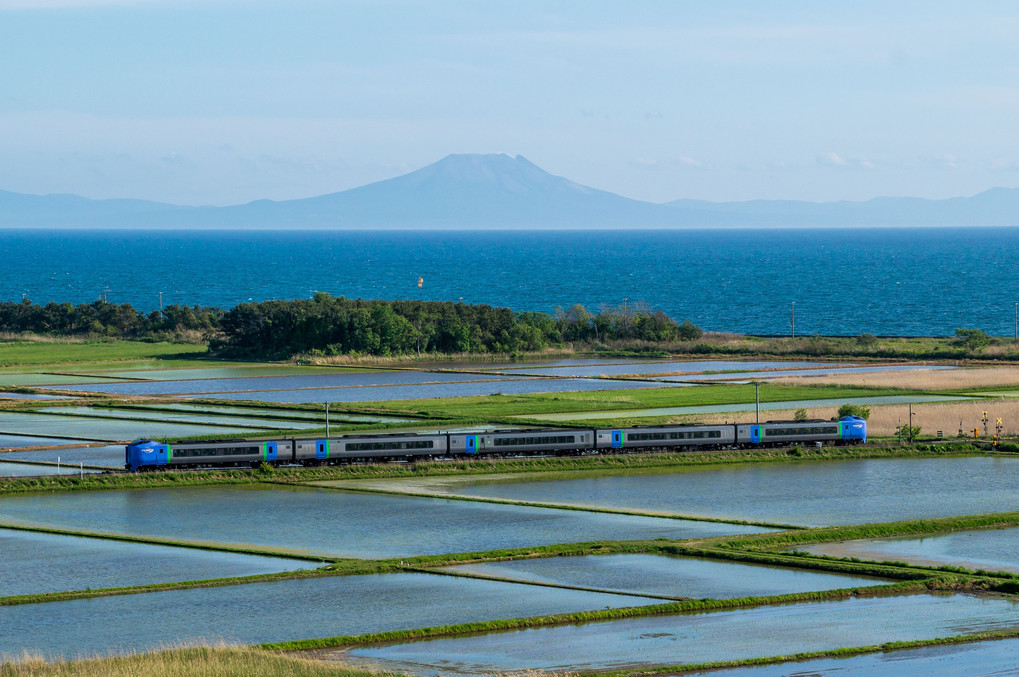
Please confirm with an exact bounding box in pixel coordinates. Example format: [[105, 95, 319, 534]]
[[1, 228, 1016, 336]]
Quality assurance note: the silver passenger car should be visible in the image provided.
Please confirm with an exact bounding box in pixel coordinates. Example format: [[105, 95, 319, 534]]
[[736, 420, 841, 446], [595, 425, 735, 450], [293, 433, 448, 463], [450, 429, 593, 456]]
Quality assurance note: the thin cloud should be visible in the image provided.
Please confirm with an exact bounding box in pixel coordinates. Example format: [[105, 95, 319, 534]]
[[816, 152, 875, 170]]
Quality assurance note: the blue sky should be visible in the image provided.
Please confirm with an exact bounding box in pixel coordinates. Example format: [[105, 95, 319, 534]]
[[1, 0, 1018, 205]]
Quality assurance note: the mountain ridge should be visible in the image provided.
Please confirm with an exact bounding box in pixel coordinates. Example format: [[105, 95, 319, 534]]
[[1, 153, 1018, 228]]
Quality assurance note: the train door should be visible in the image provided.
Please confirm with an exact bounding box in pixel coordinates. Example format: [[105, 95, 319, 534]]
[[157, 445, 169, 465], [264, 441, 278, 462], [611, 430, 624, 449], [316, 440, 329, 460], [750, 426, 762, 444], [465, 435, 478, 454]]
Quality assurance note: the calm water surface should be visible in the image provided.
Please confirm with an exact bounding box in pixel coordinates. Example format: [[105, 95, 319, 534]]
[[440, 554, 887, 599], [2, 444, 125, 467], [698, 638, 1019, 675], [0, 485, 766, 558], [0, 528, 310, 597], [0, 411, 263, 441], [799, 527, 1019, 574], [34, 406, 322, 430], [0, 572, 655, 659], [44, 371, 522, 396], [183, 377, 674, 404], [446, 456, 1019, 526], [8, 228, 1019, 336], [347, 594, 1019, 675], [0, 461, 99, 477], [0, 435, 82, 449]]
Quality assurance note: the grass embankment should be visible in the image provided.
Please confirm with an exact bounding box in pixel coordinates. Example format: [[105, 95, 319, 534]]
[[0, 645, 399, 677], [0, 340, 208, 368], [0, 443, 983, 496], [341, 383, 917, 420]]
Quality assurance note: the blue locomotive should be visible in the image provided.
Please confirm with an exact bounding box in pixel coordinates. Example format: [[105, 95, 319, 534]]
[[126, 416, 866, 471]]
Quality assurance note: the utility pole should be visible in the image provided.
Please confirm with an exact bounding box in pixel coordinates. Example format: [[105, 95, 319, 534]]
[[1014, 302, 1017, 342], [753, 382, 761, 424], [325, 402, 330, 438], [159, 292, 164, 312], [791, 302, 795, 338], [909, 403, 915, 443]]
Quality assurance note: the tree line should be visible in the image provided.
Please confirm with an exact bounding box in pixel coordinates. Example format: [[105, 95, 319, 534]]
[[0, 294, 703, 359]]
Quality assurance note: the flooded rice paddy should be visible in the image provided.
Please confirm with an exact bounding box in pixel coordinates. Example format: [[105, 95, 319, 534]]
[[34, 406, 323, 430], [439, 554, 888, 599], [190, 377, 675, 403], [0, 485, 767, 559], [345, 594, 1019, 675], [697, 638, 1019, 675], [442, 456, 1019, 526], [524, 395, 968, 421], [0, 435, 83, 449], [0, 411, 265, 441], [0, 461, 100, 476], [0, 572, 657, 659], [43, 371, 525, 396], [1, 444, 126, 467], [492, 360, 833, 377], [0, 528, 310, 597], [797, 527, 1019, 574]]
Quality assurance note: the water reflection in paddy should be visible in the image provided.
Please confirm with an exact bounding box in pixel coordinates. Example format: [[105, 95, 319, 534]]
[[444, 456, 1019, 527], [346, 594, 1019, 675], [194, 378, 675, 404], [697, 638, 1019, 676], [798, 527, 1019, 574], [2, 444, 126, 467], [0, 528, 310, 597], [0, 573, 657, 659], [0, 412, 264, 441], [0, 461, 100, 477], [0, 485, 767, 559], [34, 406, 322, 430], [440, 554, 887, 599], [44, 371, 522, 396]]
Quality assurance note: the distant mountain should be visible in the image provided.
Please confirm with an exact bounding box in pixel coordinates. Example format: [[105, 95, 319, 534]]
[[1, 153, 1018, 228], [665, 186, 1019, 227]]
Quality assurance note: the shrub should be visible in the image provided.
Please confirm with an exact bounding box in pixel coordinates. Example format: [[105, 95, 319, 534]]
[[837, 404, 871, 420]]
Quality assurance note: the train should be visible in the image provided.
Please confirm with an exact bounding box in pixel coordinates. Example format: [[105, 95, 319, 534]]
[[125, 415, 867, 471]]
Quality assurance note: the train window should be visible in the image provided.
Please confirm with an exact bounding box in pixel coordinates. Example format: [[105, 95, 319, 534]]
[[627, 430, 722, 442], [346, 440, 435, 452], [493, 435, 576, 446], [764, 426, 838, 436], [175, 446, 259, 457]]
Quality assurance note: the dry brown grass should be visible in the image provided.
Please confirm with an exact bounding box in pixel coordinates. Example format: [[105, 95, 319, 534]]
[[0, 645, 399, 677], [773, 366, 1019, 391], [680, 398, 1019, 437]]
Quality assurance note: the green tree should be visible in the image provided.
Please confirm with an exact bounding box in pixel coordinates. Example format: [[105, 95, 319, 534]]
[[837, 404, 871, 420], [794, 408, 809, 421]]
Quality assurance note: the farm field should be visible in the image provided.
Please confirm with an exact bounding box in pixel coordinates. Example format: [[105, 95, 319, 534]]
[[6, 345, 1019, 673]]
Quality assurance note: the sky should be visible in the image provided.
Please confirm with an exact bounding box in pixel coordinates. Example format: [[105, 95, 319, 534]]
[[1, 1, 1018, 206]]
